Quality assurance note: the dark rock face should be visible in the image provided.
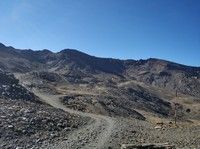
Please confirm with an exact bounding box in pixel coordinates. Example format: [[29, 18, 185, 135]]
[[56, 49, 125, 74], [125, 87, 171, 116], [0, 70, 36, 101], [121, 143, 175, 149], [0, 43, 6, 48]]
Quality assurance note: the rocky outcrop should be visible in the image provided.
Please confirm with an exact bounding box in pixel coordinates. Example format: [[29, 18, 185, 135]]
[[121, 143, 175, 149], [0, 70, 36, 101]]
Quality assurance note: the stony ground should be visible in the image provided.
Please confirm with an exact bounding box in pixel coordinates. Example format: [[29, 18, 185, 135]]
[[108, 118, 200, 149], [1, 43, 200, 149], [8, 72, 199, 149], [0, 98, 89, 149], [32, 90, 115, 149], [1, 96, 200, 149]]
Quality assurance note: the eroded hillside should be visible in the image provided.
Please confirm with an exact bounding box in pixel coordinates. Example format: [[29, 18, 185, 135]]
[[0, 43, 200, 148]]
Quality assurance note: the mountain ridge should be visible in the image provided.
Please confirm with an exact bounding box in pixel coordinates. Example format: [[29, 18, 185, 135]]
[[0, 42, 200, 98], [1, 42, 200, 148], [0, 42, 199, 68]]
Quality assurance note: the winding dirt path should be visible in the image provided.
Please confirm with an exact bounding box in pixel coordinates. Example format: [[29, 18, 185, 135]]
[[33, 90, 115, 149]]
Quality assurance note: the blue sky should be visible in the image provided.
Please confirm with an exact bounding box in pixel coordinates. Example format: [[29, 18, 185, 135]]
[[0, 0, 199, 66]]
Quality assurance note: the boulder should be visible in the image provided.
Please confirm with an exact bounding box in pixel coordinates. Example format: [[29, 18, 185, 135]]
[[121, 143, 175, 149]]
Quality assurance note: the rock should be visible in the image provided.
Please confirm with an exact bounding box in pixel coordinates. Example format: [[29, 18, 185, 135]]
[[8, 125, 14, 128], [64, 127, 71, 131], [154, 125, 162, 129], [121, 143, 175, 149]]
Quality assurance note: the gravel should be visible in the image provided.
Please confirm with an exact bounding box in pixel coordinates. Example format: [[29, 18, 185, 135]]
[[0, 98, 89, 149]]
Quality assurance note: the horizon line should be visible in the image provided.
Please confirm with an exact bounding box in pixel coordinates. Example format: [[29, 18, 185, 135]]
[[0, 42, 199, 68]]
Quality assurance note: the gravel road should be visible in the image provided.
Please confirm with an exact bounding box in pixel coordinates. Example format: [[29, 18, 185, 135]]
[[33, 90, 116, 149]]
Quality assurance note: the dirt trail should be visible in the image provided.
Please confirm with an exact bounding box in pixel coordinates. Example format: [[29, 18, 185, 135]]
[[14, 73, 116, 149], [33, 90, 115, 149]]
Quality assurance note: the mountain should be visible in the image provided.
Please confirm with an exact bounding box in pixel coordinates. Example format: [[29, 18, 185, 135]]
[[0, 42, 200, 97], [1, 42, 200, 148], [0, 42, 200, 118]]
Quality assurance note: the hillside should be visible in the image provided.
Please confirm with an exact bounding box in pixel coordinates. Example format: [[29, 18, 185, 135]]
[[0, 43, 200, 148], [0, 43, 200, 98]]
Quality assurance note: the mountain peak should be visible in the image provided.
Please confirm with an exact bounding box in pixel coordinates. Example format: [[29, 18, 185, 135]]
[[59, 49, 92, 59], [0, 43, 6, 48], [60, 49, 89, 55]]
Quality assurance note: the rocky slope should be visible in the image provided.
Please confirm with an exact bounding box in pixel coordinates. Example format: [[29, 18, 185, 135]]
[[0, 43, 200, 97], [0, 42, 200, 148], [0, 70, 36, 101], [0, 66, 89, 149], [0, 98, 89, 149], [1, 43, 200, 119]]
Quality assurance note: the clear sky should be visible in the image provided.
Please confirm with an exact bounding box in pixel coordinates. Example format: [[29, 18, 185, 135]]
[[0, 0, 199, 66]]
